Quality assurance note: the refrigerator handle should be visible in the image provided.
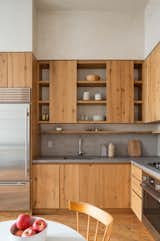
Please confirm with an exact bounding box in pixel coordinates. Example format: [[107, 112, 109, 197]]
[[0, 182, 26, 186], [25, 105, 30, 180]]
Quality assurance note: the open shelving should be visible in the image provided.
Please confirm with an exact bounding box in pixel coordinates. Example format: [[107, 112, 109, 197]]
[[134, 62, 143, 122], [38, 61, 50, 123], [77, 61, 107, 123]]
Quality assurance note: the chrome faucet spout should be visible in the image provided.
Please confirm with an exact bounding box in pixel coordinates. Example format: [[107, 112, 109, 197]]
[[78, 138, 84, 156]]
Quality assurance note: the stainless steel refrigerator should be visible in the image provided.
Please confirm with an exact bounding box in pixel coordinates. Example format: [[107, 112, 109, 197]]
[[0, 88, 30, 211]]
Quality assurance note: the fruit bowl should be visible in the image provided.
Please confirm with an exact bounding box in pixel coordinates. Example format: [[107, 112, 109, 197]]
[[10, 216, 47, 241]]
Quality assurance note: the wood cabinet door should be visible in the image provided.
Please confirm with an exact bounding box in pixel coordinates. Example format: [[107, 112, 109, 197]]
[[8, 53, 32, 88], [60, 164, 131, 209], [50, 61, 77, 123], [79, 164, 131, 208], [60, 164, 79, 208], [107, 61, 134, 123], [32, 164, 60, 209], [0, 53, 8, 87]]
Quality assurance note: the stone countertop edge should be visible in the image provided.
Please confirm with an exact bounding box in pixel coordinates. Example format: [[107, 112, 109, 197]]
[[32, 156, 160, 179], [131, 159, 160, 180]]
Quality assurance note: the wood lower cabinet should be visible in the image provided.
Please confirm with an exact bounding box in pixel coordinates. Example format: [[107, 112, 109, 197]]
[[131, 164, 142, 221], [32, 163, 131, 210], [107, 61, 134, 123], [60, 163, 130, 209], [32, 164, 60, 209], [50, 61, 77, 123]]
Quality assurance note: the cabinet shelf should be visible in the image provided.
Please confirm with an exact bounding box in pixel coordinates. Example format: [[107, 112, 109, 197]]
[[134, 100, 143, 104], [77, 100, 106, 105], [42, 130, 154, 135], [77, 80, 106, 87], [38, 100, 49, 104], [38, 121, 50, 124], [38, 81, 50, 86], [134, 80, 142, 85]]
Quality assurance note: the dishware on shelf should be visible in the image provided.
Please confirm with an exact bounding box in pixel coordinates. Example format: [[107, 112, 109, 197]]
[[92, 115, 105, 121], [85, 74, 100, 81], [94, 93, 102, 100], [56, 127, 63, 132], [83, 91, 90, 100]]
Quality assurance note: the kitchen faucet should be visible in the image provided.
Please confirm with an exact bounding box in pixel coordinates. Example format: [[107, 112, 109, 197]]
[[78, 137, 84, 156]]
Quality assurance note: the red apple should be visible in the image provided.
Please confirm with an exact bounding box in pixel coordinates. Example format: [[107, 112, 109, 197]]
[[32, 219, 47, 232], [14, 230, 23, 236], [16, 214, 31, 230], [22, 227, 36, 237]]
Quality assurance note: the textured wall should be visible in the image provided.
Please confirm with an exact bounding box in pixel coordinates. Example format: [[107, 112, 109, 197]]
[[40, 124, 158, 157]]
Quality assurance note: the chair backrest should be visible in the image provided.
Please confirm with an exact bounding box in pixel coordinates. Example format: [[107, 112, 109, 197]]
[[68, 200, 113, 241]]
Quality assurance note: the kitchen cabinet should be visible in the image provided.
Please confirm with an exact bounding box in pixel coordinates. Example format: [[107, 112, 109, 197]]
[[143, 43, 160, 122], [32, 163, 130, 210], [131, 164, 142, 221], [32, 164, 60, 209], [50, 60, 77, 123], [8, 53, 32, 88], [107, 61, 134, 123], [0, 53, 8, 87], [0, 52, 32, 88]]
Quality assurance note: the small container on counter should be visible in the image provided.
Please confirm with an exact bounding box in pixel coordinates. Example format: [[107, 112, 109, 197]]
[[101, 145, 107, 157], [108, 143, 115, 158]]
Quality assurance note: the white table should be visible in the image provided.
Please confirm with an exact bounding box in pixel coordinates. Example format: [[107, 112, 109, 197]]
[[0, 220, 86, 241]]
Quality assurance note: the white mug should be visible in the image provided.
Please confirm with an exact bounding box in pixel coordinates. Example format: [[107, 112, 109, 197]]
[[83, 91, 90, 100], [94, 93, 102, 100]]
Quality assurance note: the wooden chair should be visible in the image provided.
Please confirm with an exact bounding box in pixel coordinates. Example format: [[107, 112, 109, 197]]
[[68, 200, 113, 241]]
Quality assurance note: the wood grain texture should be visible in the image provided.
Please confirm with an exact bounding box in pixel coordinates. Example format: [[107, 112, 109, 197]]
[[0, 53, 8, 87], [107, 61, 134, 123], [31, 55, 39, 159], [131, 164, 142, 221], [60, 164, 130, 209], [50, 60, 77, 123], [68, 200, 113, 241], [32, 164, 60, 209], [8, 52, 32, 88], [143, 43, 160, 122]]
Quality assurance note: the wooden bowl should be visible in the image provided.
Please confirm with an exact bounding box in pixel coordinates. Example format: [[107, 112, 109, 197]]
[[85, 74, 100, 81]]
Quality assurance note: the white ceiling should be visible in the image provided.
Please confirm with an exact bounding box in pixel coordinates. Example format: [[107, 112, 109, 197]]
[[36, 0, 149, 12]]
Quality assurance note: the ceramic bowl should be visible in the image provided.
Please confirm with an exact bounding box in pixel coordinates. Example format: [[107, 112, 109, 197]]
[[85, 74, 100, 81], [93, 115, 105, 121], [10, 218, 47, 241]]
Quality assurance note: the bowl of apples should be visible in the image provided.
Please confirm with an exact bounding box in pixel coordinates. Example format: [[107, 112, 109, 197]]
[[10, 214, 47, 241]]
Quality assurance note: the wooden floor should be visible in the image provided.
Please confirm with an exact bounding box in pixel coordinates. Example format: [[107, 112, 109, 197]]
[[0, 212, 154, 241]]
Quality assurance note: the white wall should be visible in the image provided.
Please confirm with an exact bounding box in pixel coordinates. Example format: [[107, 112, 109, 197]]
[[0, 0, 32, 51], [145, 0, 160, 57], [35, 10, 144, 59]]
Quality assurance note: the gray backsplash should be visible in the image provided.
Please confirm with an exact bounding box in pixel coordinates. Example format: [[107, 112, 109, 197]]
[[40, 124, 160, 157]]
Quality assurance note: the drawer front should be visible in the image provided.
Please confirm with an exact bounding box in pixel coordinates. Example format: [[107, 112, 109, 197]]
[[131, 176, 142, 198], [0, 182, 30, 211], [131, 190, 142, 221], [131, 164, 142, 181]]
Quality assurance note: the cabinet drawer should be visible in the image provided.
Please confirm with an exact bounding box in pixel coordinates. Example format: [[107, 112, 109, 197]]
[[131, 190, 142, 221], [131, 164, 142, 181], [131, 176, 142, 198]]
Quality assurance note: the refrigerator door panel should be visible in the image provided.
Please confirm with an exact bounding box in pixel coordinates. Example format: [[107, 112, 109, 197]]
[[0, 182, 30, 211], [0, 104, 30, 181]]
